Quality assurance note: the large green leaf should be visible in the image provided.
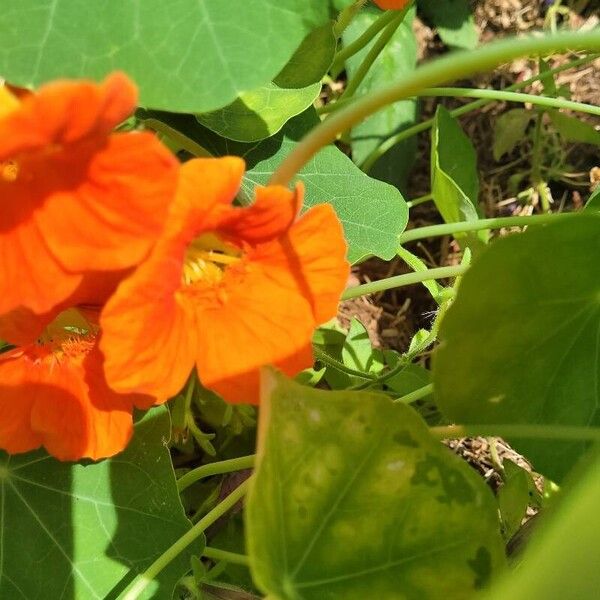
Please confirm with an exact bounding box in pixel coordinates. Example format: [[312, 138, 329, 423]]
[[246, 371, 505, 599], [196, 82, 321, 142], [549, 111, 600, 146], [433, 216, 600, 481], [418, 0, 478, 50], [143, 110, 409, 263], [0, 407, 191, 599], [344, 6, 418, 190], [0, 0, 330, 113], [484, 450, 600, 600]]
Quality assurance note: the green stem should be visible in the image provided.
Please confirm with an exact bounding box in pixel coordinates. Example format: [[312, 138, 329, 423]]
[[342, 6, 411, 100], [342, 265, 468, 300], [334, 0, 368, 38], [430, 424, 600, 442], [394, 383, 434, 404], [122, 478, 252, 600], [177, 455, 256, 493], [143, 118, 213, 158], [360, 52, 599, 172], [418, 87, 600, 117], [398, 212, 579, 245], [313, 346, 378, 380], [330, 10, 399, 77], [202, 547, 250, 567], [407, 193, 433, 209]]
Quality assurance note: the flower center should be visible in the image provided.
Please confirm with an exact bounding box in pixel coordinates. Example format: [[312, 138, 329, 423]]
[[182, 233, 242, 286], [1, 160, 18, 182], [38, 308, 96, 349]]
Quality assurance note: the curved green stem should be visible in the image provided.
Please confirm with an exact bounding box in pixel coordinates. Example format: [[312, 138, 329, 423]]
[[342, 5, 411, 99], [394, 383, 434, 404], [330, 10, 399, 77], [122, 478, 252, 600], [342, 265, 468, 300], [177, 455, 256, 493], [430, 424, 600, 442], [334, 0, 368, 38], [418, 87, 600, 117], [313, 346, 378, 380], [202, 547, 250, 567], [398, 212, 579, 245], [360, 52, 599, 171]]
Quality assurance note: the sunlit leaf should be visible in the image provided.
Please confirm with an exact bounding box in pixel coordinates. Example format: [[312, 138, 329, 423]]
[[434, 216, 600, 481], [418, 0, 479, 50], [246, 371, 505, 599], [0, 407, 191, 599], [0, 0, 330, 112]]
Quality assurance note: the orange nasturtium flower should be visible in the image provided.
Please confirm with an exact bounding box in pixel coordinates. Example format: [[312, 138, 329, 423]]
[[373, 0, 411, 9], [0, 276, 153, 461], [0, 73, 177, 316], [100, 157, 350, 405]]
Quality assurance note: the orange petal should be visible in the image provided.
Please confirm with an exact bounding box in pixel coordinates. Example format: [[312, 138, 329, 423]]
[[0, 349, 43, 454], [251, 203, 349, 324], [100, 239, 198, 403], [373, 0, 411, 9], [209, 344, 314, 405], [0, 72, 136, 159], [167, 157, 246, 237], [192, 260, 316, 401], [218, 183, 302, 245], [35, 132, 178, 272], [0, 203, 83, 315]]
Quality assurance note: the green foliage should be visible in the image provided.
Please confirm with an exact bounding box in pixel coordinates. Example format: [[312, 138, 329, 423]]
[[246, 372, 505, 599], [344, 6, 418, 190], [497, 461, 531, 541], [143, 110, 409, 263], [434, 216, 600, 481], [0, 0, 331, 112], [548, 111, 600, 146], [0, 407, 191, 599], [484, 451, 600, 600], [418, 0, 479, 50], [584, 187, 600, 212], [493, 109, 534, 161]]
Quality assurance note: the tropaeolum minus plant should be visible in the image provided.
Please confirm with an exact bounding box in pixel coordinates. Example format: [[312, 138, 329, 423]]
[[0, 2, 599, 599]]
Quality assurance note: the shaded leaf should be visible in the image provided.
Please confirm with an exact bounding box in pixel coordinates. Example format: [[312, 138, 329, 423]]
[[584, 187, 600, 213], [246, 371, 505, 599], [344, 6, 418, 190], [418, 0, 478, 50], [493, 109, 534, 161], [549, 111, 600, 146], [0, 407, 191, 599], [484, 450, 600, 600], [0, 0, 330, 112], [498, 461, 530, 540], [434, 216, 600, 481], [197, 82, 321, 142]]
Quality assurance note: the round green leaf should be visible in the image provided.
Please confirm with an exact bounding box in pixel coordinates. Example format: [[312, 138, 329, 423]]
[[196, 82, 321, 142], [246, 371, 505, 599], [0, 0, 330, 113], [434, 216, 600, 481], [0, 407, 191, 599]]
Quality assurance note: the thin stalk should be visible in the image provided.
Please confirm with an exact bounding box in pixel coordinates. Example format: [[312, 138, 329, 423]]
[[143, 118, 213, 158], [418, 87, 600, 117], [334, 0, 368, 38], [313, 346, 379, 380], [407, 193, 433, 209], [122, 478, 252, 600], [177, 455, 256, 493], [342, 6, 410, 99], [271, 32, 600, 187], [342, 265, 468, 300], [202, 547, 250, 567], [394, 383, 434, 404], [398, 212, 580, 245], [430, 424, 600, 442], [330, 10, 399, 77], [360, 52, 599, 172]]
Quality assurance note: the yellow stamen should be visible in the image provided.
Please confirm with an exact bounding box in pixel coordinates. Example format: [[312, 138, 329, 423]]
[[182, 234, 243, 286]]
